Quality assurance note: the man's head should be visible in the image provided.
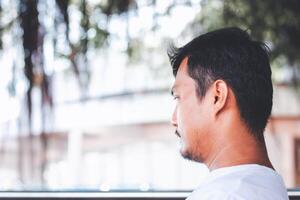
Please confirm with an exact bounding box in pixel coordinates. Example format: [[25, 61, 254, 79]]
[[168, 27, 273, 163]]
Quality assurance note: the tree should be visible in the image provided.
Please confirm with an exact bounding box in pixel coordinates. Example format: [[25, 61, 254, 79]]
[[195, 0, 300, 86], [7, 0, 137, 185]]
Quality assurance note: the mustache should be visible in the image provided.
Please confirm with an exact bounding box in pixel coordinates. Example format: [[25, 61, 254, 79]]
[[175, 130, 181, 137]]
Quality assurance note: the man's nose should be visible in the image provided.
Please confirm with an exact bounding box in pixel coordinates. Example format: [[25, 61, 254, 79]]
[[171, 107, 177, 127]]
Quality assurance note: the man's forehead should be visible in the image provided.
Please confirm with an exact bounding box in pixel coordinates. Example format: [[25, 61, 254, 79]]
[[176, 58, 190, 80], [172, 57, 192, 90], [178, 57, 189, 73], [171, 77, 196, 95]]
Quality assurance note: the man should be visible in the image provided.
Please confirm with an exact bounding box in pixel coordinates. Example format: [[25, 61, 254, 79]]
[[168, 27, 288, 199]]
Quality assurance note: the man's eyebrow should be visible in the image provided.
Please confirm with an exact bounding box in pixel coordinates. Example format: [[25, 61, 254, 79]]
[[171, 85, 178, 96]]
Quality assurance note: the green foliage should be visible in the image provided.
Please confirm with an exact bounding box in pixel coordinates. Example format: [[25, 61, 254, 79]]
[[197, 0, 300, 63], [222, 0, 300, 65], [98, 0, 137, 16], [194, 0, 300, 85]]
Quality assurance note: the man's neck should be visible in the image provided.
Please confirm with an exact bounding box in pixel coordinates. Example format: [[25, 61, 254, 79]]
[[205, 133, 273, 171]]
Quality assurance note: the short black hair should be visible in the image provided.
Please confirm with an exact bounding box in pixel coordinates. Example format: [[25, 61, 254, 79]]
[[168, 27, 273, 137]]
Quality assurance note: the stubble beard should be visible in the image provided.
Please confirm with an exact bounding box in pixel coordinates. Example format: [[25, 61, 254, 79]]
[[181, 148, 203, 163], [176, 130, 204, 163]]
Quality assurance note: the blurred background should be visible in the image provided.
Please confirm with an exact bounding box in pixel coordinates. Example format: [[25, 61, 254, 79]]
[[0, 0, 299, 191]]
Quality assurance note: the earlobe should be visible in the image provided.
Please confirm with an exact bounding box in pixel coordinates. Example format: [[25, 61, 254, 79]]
[[213, 80, 228, 115]]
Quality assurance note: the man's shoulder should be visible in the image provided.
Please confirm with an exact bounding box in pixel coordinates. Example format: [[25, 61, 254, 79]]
[[186, 165, 289, 200], [206, 164, 286, 188], [187, 185, 288, 200]]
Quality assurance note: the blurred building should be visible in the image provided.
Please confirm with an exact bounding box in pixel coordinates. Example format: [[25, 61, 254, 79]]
[[266, 84, 300, 187], [0, 83, 299, 190]]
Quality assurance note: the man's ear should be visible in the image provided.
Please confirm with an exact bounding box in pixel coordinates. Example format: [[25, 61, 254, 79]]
[[212, 80, 228, 116]]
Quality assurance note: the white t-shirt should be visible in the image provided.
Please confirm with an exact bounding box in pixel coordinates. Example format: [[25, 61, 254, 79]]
[[187, 164, 289, 200]]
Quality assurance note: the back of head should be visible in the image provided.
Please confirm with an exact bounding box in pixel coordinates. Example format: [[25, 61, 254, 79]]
[[168, 27, 273, 137]]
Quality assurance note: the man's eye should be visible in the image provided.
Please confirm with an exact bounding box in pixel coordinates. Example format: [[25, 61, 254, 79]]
[[173, 96, 179, 100]]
